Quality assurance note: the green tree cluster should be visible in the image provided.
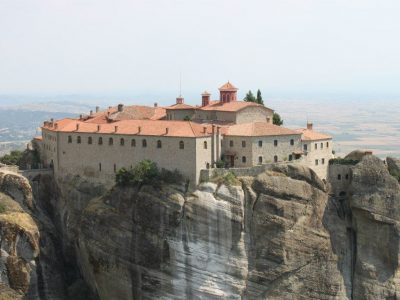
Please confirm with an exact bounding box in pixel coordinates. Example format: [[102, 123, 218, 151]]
[[115, 159, 184, 186], [273, 113, 284, 126], [244, 89, 264, 105], [0, 150, 24, 166]]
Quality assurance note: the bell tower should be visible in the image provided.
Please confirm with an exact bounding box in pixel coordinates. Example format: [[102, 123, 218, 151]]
[[219, 81, 238, 103]]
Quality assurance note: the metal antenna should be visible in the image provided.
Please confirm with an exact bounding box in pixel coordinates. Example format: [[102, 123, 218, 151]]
[[179, 72, 182, 97]]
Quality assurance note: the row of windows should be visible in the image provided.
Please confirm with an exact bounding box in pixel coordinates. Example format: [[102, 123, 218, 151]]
[[240, 155, 288, 164], [68, 136, 191, 149], [230, 139, 295, 148], [315, 158, 326, 166], [303, 141, 330, 151], [44, 133, 56, 142]]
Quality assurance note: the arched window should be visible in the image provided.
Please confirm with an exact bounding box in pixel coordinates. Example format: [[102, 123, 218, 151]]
[[345, 174, 349, 180], [131, 139, 136, 147], [204, 141, 207, 149], [338, 174, 342, 180], [157, 140, 162, 148], [88, 136, 93, 144], [77, 136, 81, 144], [120, 138, 125, 146], [142, 139, 147, 147], [274, 155, 278, 162], [179, 141, 184, 149], [258, 156, 263, 164], [109, 138, 113, 145], [98, 137, 103, 145], [68, 136, 72, 143]]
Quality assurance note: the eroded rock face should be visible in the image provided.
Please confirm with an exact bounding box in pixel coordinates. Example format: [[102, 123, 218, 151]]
[[76, 164, 349, 299], [349, 156, 400, 300]]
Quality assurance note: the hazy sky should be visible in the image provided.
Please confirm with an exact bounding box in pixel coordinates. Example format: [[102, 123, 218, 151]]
[[1, 0, 400, 101]]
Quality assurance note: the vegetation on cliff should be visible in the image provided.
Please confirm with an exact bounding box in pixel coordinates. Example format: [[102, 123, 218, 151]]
[[115, 159, 184, 186]]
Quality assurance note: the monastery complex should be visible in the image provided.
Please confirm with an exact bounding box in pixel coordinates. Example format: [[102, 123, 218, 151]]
[[37, 82, 333, 185]]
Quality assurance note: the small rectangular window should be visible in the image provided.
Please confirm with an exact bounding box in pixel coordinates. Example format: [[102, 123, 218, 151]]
[[274, 140, 278, 147], [230, 140, 234, 147], [315, 159, 319, 165], [326, 142, 329, 148], [315, 143, 317, 150], [322, 158, 325, 164], [258, 156, 262, 164], [289, 154, 293, 161], [242, 156, 246, 163], [320, 142, 323, 149], [303, 144, 308, 151], [242, 141, 246, 148], [258, 140, 262, 147], [290, 139, 294, 146]]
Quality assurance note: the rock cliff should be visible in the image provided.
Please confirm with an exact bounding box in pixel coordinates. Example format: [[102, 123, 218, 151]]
[[1, 154, 400, 299]]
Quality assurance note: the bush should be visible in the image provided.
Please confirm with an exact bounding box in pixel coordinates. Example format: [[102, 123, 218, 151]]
[[329, 158, 359, 165], [115, 160, 184, 186], [389, 169, 400, 182], [115, 160, 159, 186], [0, 203, 5, 214], [159, 168, 184, 184], [0, 150, 23, 166], [215, 160, 225, 168]]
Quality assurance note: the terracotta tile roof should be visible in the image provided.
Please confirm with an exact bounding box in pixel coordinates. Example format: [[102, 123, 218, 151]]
[[166, 103, 196, 110], [107, 105, 166, 121], [219, 81, 238, 91], [199, 100, 273, 112], [43, 119, 215, 138], [226, 122, 300, 137], [295, 129, 332, 141]]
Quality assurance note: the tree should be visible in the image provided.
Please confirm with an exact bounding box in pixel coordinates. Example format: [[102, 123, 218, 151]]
[[244, 90, 256, 102], [0, 150, 23, 166], [273, 113, 284, 126], [256, 89, 264, 105]]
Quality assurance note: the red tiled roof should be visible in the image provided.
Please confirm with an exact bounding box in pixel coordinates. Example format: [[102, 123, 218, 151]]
[[199, 100, 273, 112], [295, 129, 332, 141], [107, 105, 166, 121], [43, 119, 215, 138], [166, 103, 196, 110], [226, 122, 300, 137], [219, 81, 238, 91]]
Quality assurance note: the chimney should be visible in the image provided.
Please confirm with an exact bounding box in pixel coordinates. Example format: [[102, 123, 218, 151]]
[[138, 126, 141, 133], [79, 114, 83, 119], [201, 91, 211, 107], [307, 122, 313, 130], [203, 126, 207, 133], [176, 96, 184, 104], [96, 106, 100, 113], [154, 102, 158, 107], [118, 104, 124, 112], [90, 110, 93, 116], [115, 126, 118, 132], [51, 118, 54, 123], [54, 123, 58, 129], [76, 124, 80, 131], [165, 127, 169, 134], [97, 125, 101, 132]]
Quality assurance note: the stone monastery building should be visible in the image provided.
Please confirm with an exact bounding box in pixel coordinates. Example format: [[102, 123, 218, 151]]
[[38, 82, 333, 185]]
